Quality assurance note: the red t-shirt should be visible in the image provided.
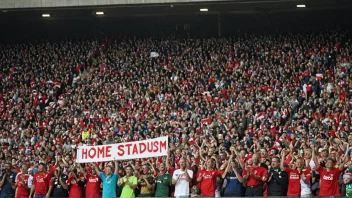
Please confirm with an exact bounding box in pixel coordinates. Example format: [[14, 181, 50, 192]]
[[67, 176, 83, 198], [285, 168, 301, 196], [198, 169, 222, 196], [242, 166, 268, 187], [85, 174, 101, 198], [16, 173, 30, 197], [317, 166, 341, 196], [33, 172, 52, 195]]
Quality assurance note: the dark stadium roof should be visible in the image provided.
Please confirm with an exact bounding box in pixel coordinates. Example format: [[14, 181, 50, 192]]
[[0, 0, 351, 19]]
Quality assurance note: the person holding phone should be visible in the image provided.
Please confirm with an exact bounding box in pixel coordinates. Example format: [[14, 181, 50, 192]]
[[0, 162, 17, 198], [50, 167, 68, 198], [79, 163, 101, 198], [67, 168, 84, 198], [172, 158, 193, 198], [138, 165, 155, 197]]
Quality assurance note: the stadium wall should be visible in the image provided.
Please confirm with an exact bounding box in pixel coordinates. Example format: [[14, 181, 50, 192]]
[[0, 9, 351, 43]]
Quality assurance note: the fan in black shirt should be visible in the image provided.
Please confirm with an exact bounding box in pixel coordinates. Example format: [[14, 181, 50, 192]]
[[267, 156, 288, 196], [51, 168, 69, 197]]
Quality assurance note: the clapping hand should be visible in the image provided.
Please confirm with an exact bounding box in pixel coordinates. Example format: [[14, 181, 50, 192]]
[[300, 173, 306, 180]]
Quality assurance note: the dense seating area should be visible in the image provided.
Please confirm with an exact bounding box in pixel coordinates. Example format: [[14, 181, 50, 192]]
[[1, 31, 352, 197]]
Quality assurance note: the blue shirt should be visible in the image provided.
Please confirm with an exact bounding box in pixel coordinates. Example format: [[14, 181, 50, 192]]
[[0, 171, 17, 195], [223, 170, 243, 196], [99, 172, 118, 198]]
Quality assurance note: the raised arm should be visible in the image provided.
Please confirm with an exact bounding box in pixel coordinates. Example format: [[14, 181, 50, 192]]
[[92, 163, 101, 175], [142, 175, 155, 193], [338, 154, 348, 171], [114, 160, 119, 175], [280, 151, 286, 171], [61, 157, 69, 168], [311, 145, 320, 170], [199, 148, 207, 161], [148, 161, 157, 176], [222, 159, 231, 179], [79, 163, 87, 177], [234, 149, 244, 169]]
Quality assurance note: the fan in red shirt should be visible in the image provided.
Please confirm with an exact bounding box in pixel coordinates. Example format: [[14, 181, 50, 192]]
[[280, 152, 303, 196], [242, 153, 268, 197], [29, 163, 53, 198], [196, 158, 222, 196], [15, 164, 30, 198], [312, 145, 346, 197], [79, 164, 102, 198], [67, 169, 84, 198]]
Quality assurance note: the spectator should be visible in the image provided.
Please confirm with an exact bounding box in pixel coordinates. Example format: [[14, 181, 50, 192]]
[[172, 158, 193, 197], [50, 167, 68, 198], [243, 154, 268, 196], [118, 165, 138, 198], [344, 170, 352, 197], [79, 164, 101, 198], [280, 151, 306, 197], [29, 163, 52, 198], [222, 158, 244, 197], [267, 156, 288, 196], [138, 165, 155, 197], [92, 161, 119, 198], [299, 161, 312, 197], [155, 163, 172, 197], [0, 162, 17, 198], [15, 164, 30, 198], [67, 168, 85, 198], [312, 145, 346, 196], [197, 158, 222, 197], [0, 30, 352, 197]]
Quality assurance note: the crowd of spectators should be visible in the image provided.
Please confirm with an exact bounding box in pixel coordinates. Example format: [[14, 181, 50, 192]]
[[0, 30, 352, 197]]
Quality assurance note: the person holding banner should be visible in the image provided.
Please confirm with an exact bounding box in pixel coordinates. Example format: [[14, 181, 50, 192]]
[[172, 158, 193, 198], [92, 160, 119, 198], [118, 165, 138, 198], [79, 164, 101, 198]]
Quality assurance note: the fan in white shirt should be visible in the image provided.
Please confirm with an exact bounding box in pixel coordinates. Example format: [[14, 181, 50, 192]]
[[172, 158, 193, 197]]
